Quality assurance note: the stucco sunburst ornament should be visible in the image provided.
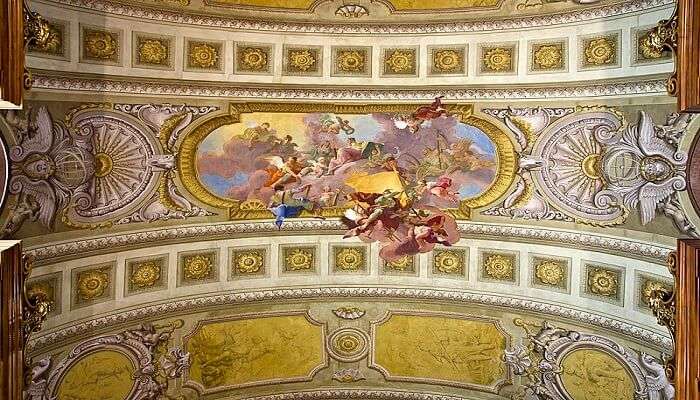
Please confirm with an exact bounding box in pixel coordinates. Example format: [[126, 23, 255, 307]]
[[289, 49, 316, 71], [84, 30, 117, 59], [533, 45, 562, 69], [385, 49, 414, 74], [189, 43, 218, 68], [483, 47, 512, 72], [335, 4, 368, 18], [433, 49, 462, 72], [130, 261, 161, 288], [588, 268, 618, 297], [77, 269, 109, 300], [336, 50, 365, 72], [138, 39, 168, 65], [483, 254, 514, 280], [585, 38, 615, 65], [239, 47, 268, 71]]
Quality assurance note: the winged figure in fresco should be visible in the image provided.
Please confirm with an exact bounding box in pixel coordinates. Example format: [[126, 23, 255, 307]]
[[5, 107, 94, 235], [393, 96, 449, 134], [603, 111, 688, 225]]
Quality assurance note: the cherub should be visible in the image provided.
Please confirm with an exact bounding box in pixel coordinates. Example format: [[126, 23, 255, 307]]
[[426, 177, 460, 203]]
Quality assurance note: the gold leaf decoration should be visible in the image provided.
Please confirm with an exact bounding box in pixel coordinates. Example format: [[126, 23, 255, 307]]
[[483, 254, 514, 280], [76, 268, 110, 301], [534, 260, 565, 286], [188, 42, 219, 69], [384, 49, 415, 74], [640, 278, 672, 307], [138, 38, 168, 65], [183, 254, 214, 281], [233, 250, 265, 274], [29, 22, 63, 55], [288, 49, 317, 72], [334, 247, 365, 271], [434, 250, 464, 274], [385, 255, 414, 272], [284, 248, 315, 271], [238, 46, 268, 71], [83, 29, 118, 60], [533, 44, 563, 70], [433, 49, 463, 73], [584, 37, 616, 65], [130, 261, 161, 289], [588, 267, 619, 297], [482, 47, 512, 72], [336, 49, 365, 72]]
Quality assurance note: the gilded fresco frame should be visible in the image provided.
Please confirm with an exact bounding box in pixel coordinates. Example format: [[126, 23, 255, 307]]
[[178, 102, 517, 220], [368, 310, 512, 393], [181, 310, 328, 394]]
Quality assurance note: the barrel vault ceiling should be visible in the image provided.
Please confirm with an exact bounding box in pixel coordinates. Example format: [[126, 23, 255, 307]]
[[4, 0, 696, 399]]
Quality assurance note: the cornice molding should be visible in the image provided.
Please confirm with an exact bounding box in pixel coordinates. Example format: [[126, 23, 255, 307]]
[[26, 286, 672, 354], [30, 71, 669, 100], [243, 390, 466, 400], [37, 0, 673, 34], [24, 220, 673, 264]]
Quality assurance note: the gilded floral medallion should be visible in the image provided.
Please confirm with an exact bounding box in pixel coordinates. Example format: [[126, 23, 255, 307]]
[[137, 38, 169, 65], [333, 246, 367, 272], [231, 248, 266, 276], [332, 47, 370, 76], [128, 259, 163, 292], [430, 47, 465, 75], [481, 45, 515, 73], [384, 255, 415, 273], [532, 258, 567, 289], [285, 47, 320, 75], [584, 264, 623, 303], [282, 247, 316, 272], [187, 40, 222, 70], [82, 27, 119, 63], [581, 34, 619, 68], [72, 265, 113, 307], [639, 276, 672, 309], [236, 44, 272, 73], [383, 48, 417, 75], [180, 252, 217, 284], [433, 249, 465, 276], [531, 42, 565, 72], [482, 253, 516, 281]]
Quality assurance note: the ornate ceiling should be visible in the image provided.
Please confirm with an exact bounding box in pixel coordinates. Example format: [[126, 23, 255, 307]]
[[8, 0, 698, 399], [32, 0, 652, 26]]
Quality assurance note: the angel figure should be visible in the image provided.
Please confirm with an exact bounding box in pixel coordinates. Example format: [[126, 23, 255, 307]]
[[6, 106, 93, 233], [425, 177, 460, 203], [393, 96, 448, 134], [604, 111, 688, 226], [263, 156, 306, 187]]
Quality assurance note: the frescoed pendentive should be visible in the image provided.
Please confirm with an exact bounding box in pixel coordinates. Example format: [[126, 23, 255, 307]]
[[180, 100, 515, 261]]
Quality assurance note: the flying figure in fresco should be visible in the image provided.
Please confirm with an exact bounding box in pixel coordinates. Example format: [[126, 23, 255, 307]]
[[268, 184, 324, 228], [393, 96, 449, 134]]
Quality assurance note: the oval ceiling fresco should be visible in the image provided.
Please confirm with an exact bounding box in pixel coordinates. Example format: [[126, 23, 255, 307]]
[[178, 101, 516, 261]]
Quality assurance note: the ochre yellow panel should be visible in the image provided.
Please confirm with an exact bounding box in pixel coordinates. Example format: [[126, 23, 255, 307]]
[[56, 350, 135, 400], [209, 0, 500, 10], [561, 349, 635, 400], [389, 0, 500, 10], [186, 314, 325, 388], [373, 314, 506, 386]]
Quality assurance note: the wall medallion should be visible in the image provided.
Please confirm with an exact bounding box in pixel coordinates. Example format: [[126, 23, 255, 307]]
[[327, 327, 370, 362]]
